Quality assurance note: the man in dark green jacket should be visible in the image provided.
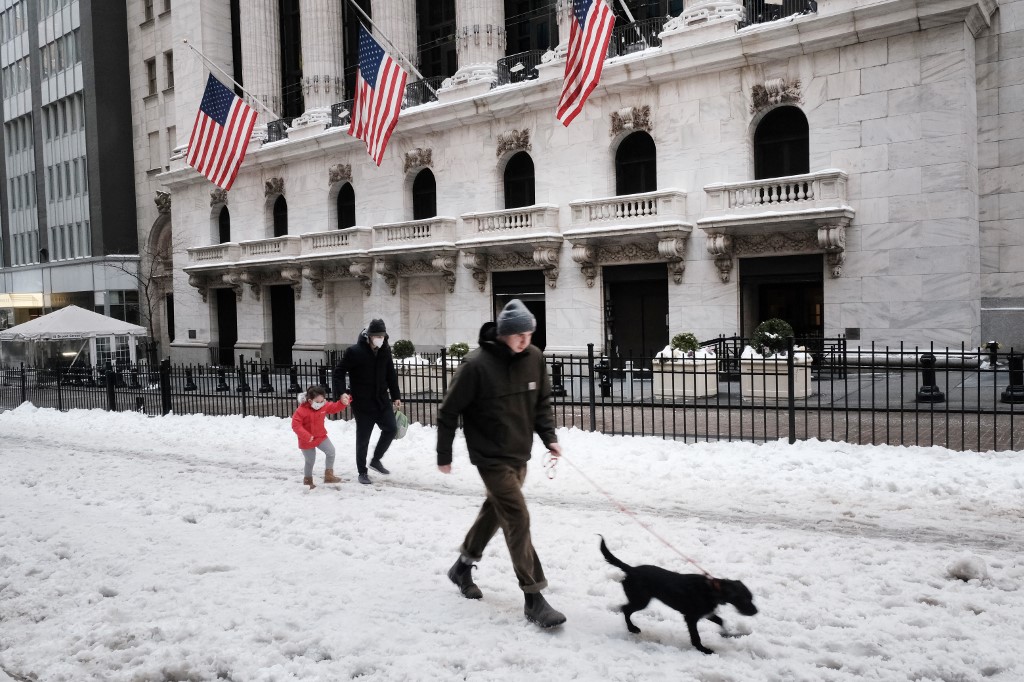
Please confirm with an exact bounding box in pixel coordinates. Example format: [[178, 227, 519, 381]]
[[437, 299, 565, 628]]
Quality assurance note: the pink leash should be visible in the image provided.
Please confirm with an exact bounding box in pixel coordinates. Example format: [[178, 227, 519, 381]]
[[545, 452, 717, 580]]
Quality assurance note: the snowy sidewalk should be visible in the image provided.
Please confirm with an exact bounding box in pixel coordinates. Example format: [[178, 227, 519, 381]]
[[1, 405, 1021, 681]]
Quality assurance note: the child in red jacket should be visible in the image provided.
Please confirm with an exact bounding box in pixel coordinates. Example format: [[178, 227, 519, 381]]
[[292, 385, 350, 489]]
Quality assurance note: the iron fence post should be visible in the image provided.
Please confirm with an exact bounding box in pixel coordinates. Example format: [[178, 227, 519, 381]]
[[787, 336, 796, 444], [239, 355, 249, 416], [160, 358, 172, 415], [105, 361, 117, 411], [56, 363, 63, 412], [440, 347, 448, 394], [19, 362, 26, 404], [587, 343, 597, 432]]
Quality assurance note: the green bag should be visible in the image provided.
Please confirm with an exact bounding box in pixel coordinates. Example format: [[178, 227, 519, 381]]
[[394, 409, 409, 439]]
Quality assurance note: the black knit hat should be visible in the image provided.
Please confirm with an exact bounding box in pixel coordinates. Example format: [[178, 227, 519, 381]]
[[496, 299, 536, 336], [367, 318, 387, 335]]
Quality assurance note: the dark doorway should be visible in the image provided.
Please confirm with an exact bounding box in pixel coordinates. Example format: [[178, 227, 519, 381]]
[[740, 255, 823, 340], [504, 0, 556, 54], [273, 195, 288, 237], [412, 169, 437, 220], [615, 131, 656, 196], [165, 293, 175, 343], [270, 285, 296, 366], [754, 106, 809, 180], [337, 182, 356, 229], [603, 263, 668, 369], [218, 206, 231, 243], [215, 288, 238, 366], [504, 152, 535, 209], [492, 269, 546, 351]]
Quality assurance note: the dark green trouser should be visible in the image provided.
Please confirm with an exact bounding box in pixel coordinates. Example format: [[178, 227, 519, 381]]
[[460, 462, 548, 593]]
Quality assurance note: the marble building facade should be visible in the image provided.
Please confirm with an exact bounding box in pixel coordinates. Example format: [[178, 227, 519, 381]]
[[151, 0, 1024, 365]]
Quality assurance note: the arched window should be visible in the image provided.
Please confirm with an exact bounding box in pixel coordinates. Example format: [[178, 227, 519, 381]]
[[503, 152, 535, 209], [412, 169, 437, 220], [615, 131, 656, 196], [336, 183, 356, 229], [754, 106, 809, 180], [273, 195, 288, 237], [218, 206, 231, 243]]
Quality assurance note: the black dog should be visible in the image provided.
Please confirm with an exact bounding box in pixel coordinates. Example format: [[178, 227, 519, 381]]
[[600, 537, 757, 655]]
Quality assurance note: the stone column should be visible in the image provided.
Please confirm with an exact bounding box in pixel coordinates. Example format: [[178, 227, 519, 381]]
[[240, 0, 282, 138], [551, 0, 573, 61], [370, 0, 418, 74], [295, 0, 345, 127], [447, 0, 505, 91]]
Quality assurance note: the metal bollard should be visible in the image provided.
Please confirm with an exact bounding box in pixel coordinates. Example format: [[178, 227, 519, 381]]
[[551, 361, 567, 398], [596, 359, 613, 398], [129, 369, 141, 389], [184, 367, 198, 391], [236, 364, 251, 392], [259, 366, 275, 393], [215, 368, 230, 392], [135, 396, 146, 413], [1001, 353, 1024, 404], [288, 365, 301, 393], [916, 352, 945, 403]]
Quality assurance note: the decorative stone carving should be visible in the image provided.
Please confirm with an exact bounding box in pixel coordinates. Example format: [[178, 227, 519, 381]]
[[665, 0, 745, 32], [239, 271, 269, 300], [750, 78, 802, 114], [818, 225, 846, 278], [155, 191, 171, 215], [571, 244, 597, 288], [533, 246, 561, 289], [328, 163, 352, 185], [264, 177, 285, 198], [735, 231, 817, 256], [403, 148, 433, 174], [187, 274, 209, 303], [658, 237, 687, 284], [281, 267, 303, 299], [488, 252, 536, 270], [463, 252, 489, 292], [210, 188, 227, 206], [706, 234, 734, 283], [222, 272, 243, 301], [375, 259, 398, 295], [610, 105, 652, 136], [432, 254, 457, 293], [301, 266, 326, 298], [496, 129, 531, 157], [349, 259, 374, 296]]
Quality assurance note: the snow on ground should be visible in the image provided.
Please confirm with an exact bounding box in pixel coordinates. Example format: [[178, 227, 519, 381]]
[[1, 403, 1022, 681]]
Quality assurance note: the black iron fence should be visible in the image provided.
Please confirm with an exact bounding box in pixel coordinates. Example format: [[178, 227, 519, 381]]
[[3, 339, 1023, 453], [608, 17, 666, 58], [741, 0, 819, 28], [496, 50, 545, 86], [403, 77, 443, 109]]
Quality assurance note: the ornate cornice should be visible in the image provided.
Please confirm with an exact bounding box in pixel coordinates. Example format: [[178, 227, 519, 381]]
[[750, 78, 802, 114], [611, 105, 652, 136], [281, 267, 303, 299], [375, 258, 398, 295], [404, 147, 433, 174], [328, 163, 352, 185], [265, 177, 285, 198], [496, 129, 531, 157]]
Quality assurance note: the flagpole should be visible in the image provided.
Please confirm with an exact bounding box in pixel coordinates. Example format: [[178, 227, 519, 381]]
[[181, 38, 282, 120], [343, 0, 437, 97]]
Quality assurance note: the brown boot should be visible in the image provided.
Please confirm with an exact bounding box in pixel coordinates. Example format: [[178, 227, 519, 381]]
[[324, 469, 341, 484], [303, 476, 316, 489]]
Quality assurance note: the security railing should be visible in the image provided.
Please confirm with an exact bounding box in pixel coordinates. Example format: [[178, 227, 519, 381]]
[[4, 340, 1023, 453], [266, 117, 294, 142], [496, 50, 545, 85], [741, 0, 818, 28], [402, 77, 444, 110], [373, 217, 457, 247], [608, 17, 666, 58], [460, 204, 560, 236], [703, 170, 848, 213], [330, 99, 354, 128]]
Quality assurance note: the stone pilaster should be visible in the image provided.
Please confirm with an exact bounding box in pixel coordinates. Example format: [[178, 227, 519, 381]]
[[295, 0, 345, 127], [240, 0, 282, 137], [446, 0, 505, 92], [371, 0, 418, 74]]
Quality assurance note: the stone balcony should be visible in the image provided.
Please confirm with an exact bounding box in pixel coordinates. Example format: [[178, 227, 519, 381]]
[[563, 189, 692, 287], [457, 204, 563, 291], [369, 217, 459, 295], [697, 170, 855, 282]]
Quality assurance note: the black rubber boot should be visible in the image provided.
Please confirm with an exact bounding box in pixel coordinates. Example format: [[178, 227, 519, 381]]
[[447, 557, 483, 600], [524, 592, 566, 628]]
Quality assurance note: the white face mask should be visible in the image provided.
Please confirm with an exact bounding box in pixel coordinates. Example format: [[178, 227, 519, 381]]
[[310, 400, 326, 410], [370, 336, 384, 349]]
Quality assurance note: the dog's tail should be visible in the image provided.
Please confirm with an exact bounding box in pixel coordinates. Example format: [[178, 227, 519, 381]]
[[599, 535, 632, 573]]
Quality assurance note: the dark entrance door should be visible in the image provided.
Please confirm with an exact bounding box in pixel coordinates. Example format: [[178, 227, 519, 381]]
[[603, 263, 668, 369], [740, 255, 824, 341], [215, 288, 238, 366], [270, 285, 296, 366], [492, 269, 546, 351]]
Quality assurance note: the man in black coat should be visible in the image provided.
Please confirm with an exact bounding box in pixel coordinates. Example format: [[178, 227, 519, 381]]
[[337, 318, 402, 485]]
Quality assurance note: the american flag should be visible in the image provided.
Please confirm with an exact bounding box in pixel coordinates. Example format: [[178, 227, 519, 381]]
[[186, 74, 258, 191], [349, 23, 408, 166], [556, 0, 615, 127]]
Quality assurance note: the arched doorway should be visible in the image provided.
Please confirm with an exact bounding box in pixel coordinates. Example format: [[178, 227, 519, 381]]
[[336, 182, 356, 229], [754, 106, 809, 179], [272, 195, 288, 237], [218, 205, 231, 243], [503, 151, 535, 209]]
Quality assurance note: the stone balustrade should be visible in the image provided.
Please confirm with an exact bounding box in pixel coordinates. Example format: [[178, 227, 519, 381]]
[[372, 217, 457, 249], [300, 227, 373, 255], [569, 189, 687, 226], [187, 243, 240, 264], [461, 204, 559, 236], [703, 170, 848, 215], [238, 236, 302, 261]]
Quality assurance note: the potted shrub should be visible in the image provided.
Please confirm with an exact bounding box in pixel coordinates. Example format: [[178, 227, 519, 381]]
[[652, 332, 718, 400], [391, 339, 435, 395], [441, 341, 470, 387], [740, 318, 814, 400]]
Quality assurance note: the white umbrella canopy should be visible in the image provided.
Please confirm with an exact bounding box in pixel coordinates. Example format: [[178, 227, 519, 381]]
[[0, 305, 146, 341], [0, 305, 148, 368]]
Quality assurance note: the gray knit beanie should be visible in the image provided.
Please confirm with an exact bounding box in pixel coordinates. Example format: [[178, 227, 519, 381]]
[[496, 299, 536, 336]]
